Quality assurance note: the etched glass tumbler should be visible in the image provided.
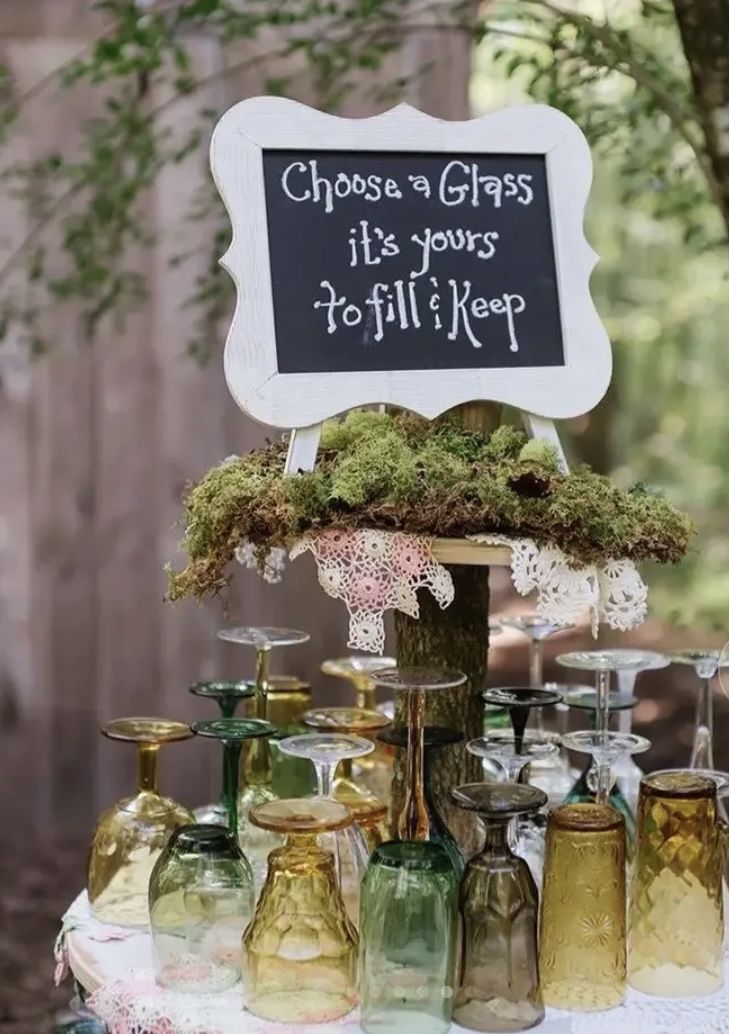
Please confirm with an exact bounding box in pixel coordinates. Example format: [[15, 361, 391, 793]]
[[629, 771, 724, 996], [359, 840, 458, 1034], [149, 824, 254, 992], [539, 803, 627, 1011]]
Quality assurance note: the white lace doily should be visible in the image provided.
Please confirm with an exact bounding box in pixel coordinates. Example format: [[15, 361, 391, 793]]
[[290, 529, 454, 653], [469, 534, 648, 636]]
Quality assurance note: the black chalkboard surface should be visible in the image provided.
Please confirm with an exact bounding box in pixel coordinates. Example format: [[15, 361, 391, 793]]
[[262, 149, 565, 375]]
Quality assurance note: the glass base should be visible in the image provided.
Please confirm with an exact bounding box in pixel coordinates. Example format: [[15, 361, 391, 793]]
[[193, 802, 227, 826], [564, 767, 636, 850]]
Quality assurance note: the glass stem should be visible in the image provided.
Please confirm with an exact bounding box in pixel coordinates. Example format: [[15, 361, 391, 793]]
[[596, 670, 610, 743], [219, 696, 238, 720], [505, 758, 525, 848], [222, 740, 242, 837], [137, 743, 159, 793], [398, 687, 430, 841], [691, 675, 715, 769], [247, 646, 272, 787], [615, 670, 636, 735], [354, 676, 376, 712], [314, 761, 335, 800], [529, 640, 545, 733], [595, 761, 612, 806]]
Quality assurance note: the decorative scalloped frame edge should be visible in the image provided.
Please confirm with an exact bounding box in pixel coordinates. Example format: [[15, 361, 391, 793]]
[[210, 96, 611, 430]]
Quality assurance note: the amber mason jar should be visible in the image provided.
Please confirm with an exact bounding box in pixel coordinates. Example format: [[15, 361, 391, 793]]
[[539, 803, 626, 1011], [629, 771, 724, 997]]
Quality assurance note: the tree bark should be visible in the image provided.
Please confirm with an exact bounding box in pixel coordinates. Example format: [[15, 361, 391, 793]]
[[673, 0, 729, 239], [394, 564, 490, 852]]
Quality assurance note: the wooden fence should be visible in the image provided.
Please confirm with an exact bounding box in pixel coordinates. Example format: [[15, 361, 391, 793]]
[[0, 1, 473, 843]]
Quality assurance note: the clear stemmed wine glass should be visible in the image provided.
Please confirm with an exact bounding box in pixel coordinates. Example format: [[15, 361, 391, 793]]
[[500, 616, 574, 728], [467, 730, 557, 884], [668, 650, 725, 769], [189, 681, 256, 825], [556, 650, 653, 751], [277, 732, 374, 924], [561, 729, 650, 808], [370, 667, 467, 842], [302, 706, 391, 812]]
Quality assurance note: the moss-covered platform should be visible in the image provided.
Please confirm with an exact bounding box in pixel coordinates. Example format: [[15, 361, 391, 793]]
[[168, 410, 693, 601]]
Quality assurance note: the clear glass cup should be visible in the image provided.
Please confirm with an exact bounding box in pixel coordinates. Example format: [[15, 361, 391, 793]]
[[668, 649, 724, 768], [540, 803, 627, 1010], [452, 782, 547, 1032], [378, 724, 465, 876], [88, 718, 194, 927], [629, 771, 724, 996], [243, 798, 358, 1022], [467, 731, 557, 885], [149, 824, 254, 992], [216, 626, 309, 887], [277, 732, 373, 924], [359, 840, 458, 1034], [500, 616, 574, 732]]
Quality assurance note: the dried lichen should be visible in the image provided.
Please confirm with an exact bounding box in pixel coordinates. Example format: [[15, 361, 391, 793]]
[[167, 411, 694, 601]]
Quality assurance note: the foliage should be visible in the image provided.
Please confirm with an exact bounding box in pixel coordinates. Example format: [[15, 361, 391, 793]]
[[167, 410, 693, 600]]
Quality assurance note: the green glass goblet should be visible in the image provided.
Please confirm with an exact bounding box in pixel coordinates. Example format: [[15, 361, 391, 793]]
[[192, 717, 277, 896], [189, 681, 255, 825]]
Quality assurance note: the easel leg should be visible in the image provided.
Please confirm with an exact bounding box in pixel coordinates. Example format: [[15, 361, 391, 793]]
[[284, 423, 322, 474], [521, 413, 569, 473]]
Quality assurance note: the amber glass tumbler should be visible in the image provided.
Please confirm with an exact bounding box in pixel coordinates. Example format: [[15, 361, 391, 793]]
[[242, 799, 358, 1023], [629, 771, 724, 996], [539, 803, 626, 1011]]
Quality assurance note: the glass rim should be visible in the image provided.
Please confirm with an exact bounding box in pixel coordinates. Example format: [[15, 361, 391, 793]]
[[188, 680, 256, 699], [277, 732, 375, 761], [250, 797, 353, 833], [640, 770, 716, 799], [216, 626, 310, 648], [100, 717, 193, 745], [481, 686, 562, 708], [451, 781, 547, 817], [191, 717, 277, 741], [556, 649, 654, 672], [369, 666, 467, 692], [321, 655, 396, 677], [549, 802, 624, 832], [302, 707, 391, 733], [370, 839, 454, 872], [378, 724, 464, 750]]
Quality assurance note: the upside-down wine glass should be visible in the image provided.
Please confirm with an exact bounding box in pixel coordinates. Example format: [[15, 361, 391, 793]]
[[563, 689, 640, 846], [188, 681, 255, 825], [370, 667, 467, 841], [191, 718, 276, 840], [668, 649, 724, 769], [321, 655, 396, 710], [88, 718, 195, 926], [467, 730, 558, 885], [216, 626, 308, 872], [481, 685, 564, 808], [277, 731, 374, 924], [377, 724, 465, 876], [500, 616, 574, 732], [302, 707, 390, 827]]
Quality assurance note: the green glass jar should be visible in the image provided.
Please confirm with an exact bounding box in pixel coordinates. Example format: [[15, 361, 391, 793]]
[[149, 824, 254, 992], [359, 840, 458, 1034]]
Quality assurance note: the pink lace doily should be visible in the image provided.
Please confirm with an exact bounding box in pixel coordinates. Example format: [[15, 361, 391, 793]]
[[290, 529, 454, 653]]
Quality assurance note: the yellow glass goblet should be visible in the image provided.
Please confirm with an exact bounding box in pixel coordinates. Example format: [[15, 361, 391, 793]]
[[88, 717, 194, 926]]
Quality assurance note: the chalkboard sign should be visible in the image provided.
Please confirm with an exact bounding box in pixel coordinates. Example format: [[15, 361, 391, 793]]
[[211, 98, 610, 442], [263, 150, 564, 374]]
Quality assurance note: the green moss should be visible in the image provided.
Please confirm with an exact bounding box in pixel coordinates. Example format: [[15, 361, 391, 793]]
[[167, 410, 695, 601]]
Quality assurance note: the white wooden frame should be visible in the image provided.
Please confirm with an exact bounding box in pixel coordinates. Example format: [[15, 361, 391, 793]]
[[211, 97, 611, 454]]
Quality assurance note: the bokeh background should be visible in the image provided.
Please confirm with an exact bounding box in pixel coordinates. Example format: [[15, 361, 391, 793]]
[[0, 1, 726, 1029]]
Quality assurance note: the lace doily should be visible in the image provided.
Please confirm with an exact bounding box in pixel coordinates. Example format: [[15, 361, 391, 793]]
[[469, 535, 648, 636], [88, 967, 362, 1034], [290, 529, 454, 653]]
